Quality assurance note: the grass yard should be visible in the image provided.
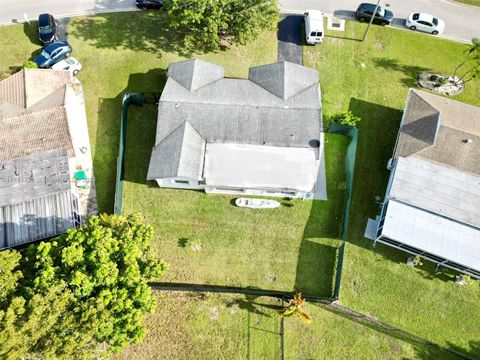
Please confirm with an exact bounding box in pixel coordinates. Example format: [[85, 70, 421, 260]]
[[304, 20, 480, 358], [117, 292, 459, 360], [123, 103, 347, 297]]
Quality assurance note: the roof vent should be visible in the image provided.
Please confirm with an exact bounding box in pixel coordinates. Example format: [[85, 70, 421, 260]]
[[463, 139, 473, 144]]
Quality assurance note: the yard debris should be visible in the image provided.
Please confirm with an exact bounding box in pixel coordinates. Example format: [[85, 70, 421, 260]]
[[266, 275, 277, 282]]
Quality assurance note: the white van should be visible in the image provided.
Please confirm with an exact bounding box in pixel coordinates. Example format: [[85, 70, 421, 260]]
[[304, 10, 325, 45]]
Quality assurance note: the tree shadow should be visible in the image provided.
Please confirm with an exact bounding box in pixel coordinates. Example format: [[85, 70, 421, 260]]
[[23, 21, 41, 45], [95, 68, 166, 212], [373, 57, 431, 88], [69, 11, 216, 58]]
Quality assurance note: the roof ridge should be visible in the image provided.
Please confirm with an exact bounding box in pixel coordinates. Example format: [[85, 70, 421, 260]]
[[160, 83, 321, 111]]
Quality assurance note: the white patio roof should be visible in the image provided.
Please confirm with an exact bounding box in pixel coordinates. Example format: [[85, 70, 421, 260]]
[[390, 156, 480, 228], [203, 143, 317, 192], [382, 199, 480, 271]]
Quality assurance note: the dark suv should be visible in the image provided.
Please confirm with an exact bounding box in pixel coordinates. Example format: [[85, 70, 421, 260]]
[[38, 13, 57, 45], [355, 3, 394, 26]]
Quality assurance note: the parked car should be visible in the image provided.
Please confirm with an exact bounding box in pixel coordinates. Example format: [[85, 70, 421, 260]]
[[135, 0, 163, 10], [355, 3, 394, 25], [304, 10, 325, 45], [38, 13, 57, 45], [51, 57, 82, 75], [34, 41, 72, 68], [406, 13, 445, 35]]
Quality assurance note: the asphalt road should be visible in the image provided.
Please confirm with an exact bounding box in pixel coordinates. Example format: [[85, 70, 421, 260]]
[[0, 0, 479, 42], [279, 0, 480, 42]]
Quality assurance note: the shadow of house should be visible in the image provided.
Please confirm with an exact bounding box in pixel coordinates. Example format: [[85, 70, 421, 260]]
[[95, 68, 167, 212]]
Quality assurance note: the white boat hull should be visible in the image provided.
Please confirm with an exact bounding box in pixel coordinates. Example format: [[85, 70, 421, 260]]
[[235, 198, 281, 209]]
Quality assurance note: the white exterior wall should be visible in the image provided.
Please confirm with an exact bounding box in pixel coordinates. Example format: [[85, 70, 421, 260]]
[[154, 178, 308, 198]]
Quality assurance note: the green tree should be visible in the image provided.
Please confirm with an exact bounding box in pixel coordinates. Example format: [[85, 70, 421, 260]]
[[164, 0, 279, 51], [0, 213, 167, 358], [452, 38, 480, 85]]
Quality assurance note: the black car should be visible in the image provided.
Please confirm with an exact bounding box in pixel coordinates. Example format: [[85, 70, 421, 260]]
[[38, 13, 57, 45], [355, 3, 394, 26], [136, 0, 163, 10]]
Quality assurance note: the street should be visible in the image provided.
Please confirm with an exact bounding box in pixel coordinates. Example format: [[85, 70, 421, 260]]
[[0, 0, 479, 42]]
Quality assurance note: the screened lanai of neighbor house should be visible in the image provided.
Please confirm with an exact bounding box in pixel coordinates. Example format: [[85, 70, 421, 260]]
[[365, 89, 480, 278]]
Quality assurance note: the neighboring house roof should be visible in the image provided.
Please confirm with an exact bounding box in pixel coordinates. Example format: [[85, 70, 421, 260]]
[[389, 156, 480, 228], [0, 69, 74, 162], [0, 149, 76, 249], [393, 89, 480, 175], [147, 121, 205, 180], [148, 60, 322, 181]]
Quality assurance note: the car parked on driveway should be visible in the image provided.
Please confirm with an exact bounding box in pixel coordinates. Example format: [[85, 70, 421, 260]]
[[355, 3, 394, 26], [406, 13, 445, 35], [34, 41, 72, 68], [136, 0, 163, 10], [38, 13, 57, 45], [51, 57, 82, 75]]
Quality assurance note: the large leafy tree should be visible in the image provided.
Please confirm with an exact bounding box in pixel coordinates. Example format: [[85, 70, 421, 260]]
[[0, 213, 167, 359], [165, 0, 279, 51]]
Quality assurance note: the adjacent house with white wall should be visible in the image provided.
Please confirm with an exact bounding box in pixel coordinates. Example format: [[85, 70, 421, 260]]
[[0, 69, 97, 248]]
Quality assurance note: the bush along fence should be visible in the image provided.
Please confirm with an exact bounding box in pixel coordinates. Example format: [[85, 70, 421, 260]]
[[328, 123, 359, 300]]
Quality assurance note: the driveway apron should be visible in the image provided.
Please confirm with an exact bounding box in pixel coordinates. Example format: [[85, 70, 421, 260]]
[[277, 14, 303, 64]]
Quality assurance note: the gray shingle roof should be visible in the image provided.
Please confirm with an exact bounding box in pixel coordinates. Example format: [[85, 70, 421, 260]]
[[149, 60, 322, 180], [394, 89, 480, 175], [0, 149, 70, 207], [168, 59, 224, 91], [248, 62, 319, 100], [147, 121, 205, 180]]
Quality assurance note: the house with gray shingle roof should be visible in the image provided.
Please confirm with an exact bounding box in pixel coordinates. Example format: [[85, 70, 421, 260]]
[[147, 59, 326, 199], [0, 69, 96, 249], [366, 89, 480, 279]]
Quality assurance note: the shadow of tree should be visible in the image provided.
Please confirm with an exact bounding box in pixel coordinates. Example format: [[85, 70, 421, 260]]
[[373, 57, 431, 87], [23, 21, 41, 45], [69, 11, 214, 58]]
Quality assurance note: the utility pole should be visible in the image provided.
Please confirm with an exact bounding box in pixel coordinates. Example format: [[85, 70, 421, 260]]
[[362, 0, 381, 42]]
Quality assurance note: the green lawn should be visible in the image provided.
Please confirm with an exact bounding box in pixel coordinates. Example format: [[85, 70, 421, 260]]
[[304, 21, 480, 358], [454, 0, 480, 6], [117, 292, 458, 360], [123, 103, 347, 297]]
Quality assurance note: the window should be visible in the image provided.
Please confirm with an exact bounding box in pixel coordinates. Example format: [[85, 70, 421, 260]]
[[432, 18, 438, 26], [174, 180, 189, 184], [412, 13, 420, 20], [310, 31, 316, 36], [418, 21, 432, 27]]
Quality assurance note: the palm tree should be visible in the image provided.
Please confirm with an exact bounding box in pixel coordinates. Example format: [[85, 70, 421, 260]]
[[451, 38, 480, 86], [278, 293, 312, 324]]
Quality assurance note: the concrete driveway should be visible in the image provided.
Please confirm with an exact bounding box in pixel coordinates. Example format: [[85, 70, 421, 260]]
[[278, 14, 303, 64]]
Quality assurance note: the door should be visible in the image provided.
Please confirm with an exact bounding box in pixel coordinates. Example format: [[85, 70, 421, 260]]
[[417, 20, 433, 32]]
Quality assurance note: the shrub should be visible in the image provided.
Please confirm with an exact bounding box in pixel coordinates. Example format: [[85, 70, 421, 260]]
[[326, 111, 361, 128], [23, 60, 38, 69]]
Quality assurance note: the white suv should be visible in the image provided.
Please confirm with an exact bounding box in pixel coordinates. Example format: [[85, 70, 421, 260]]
[[51, 57, 82, 75]]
